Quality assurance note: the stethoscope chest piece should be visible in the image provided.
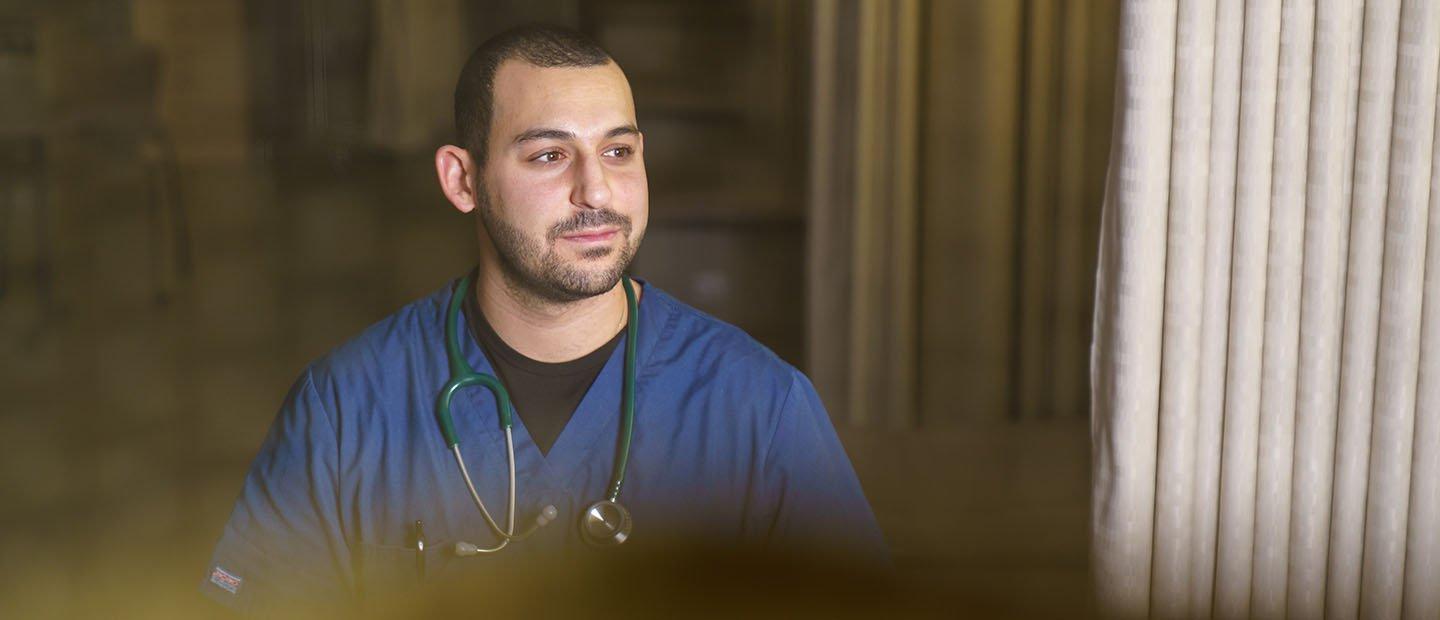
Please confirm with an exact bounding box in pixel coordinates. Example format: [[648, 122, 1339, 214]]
[[580, 500, 632, 546]]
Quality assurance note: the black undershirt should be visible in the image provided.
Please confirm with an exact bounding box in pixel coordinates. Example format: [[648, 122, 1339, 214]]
[[462, 279, 624, 456]]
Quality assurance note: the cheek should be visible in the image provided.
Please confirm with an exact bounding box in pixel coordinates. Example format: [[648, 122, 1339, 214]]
[[611, 167, 649, 215], [492, 168, 570, 230]]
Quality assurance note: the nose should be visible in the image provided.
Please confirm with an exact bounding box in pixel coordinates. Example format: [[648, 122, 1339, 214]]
[[570, 153, 612, 210]]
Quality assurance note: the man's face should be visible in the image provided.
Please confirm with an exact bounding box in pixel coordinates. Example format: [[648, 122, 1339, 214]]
[[477, 59, 648, 303]]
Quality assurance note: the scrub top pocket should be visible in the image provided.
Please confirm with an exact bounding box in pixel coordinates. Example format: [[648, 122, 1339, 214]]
[[355, 540, 449, 603]]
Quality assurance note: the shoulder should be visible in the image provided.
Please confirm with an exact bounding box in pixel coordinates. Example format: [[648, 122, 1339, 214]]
[[302, 281, 452, 401], [640, 283, 807, 397]]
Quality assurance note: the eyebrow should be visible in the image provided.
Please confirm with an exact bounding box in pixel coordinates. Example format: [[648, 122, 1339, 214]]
[[605, 124, 641, 139], [512, 124, 640, 145]]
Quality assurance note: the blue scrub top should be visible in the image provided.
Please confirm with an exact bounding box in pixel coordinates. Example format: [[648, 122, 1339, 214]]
[[200, 275, 887, 613]]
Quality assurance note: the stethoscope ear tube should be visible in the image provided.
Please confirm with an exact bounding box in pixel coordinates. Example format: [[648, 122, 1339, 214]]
[[451, 440, 511, 552], [450, 433, 560, 556]]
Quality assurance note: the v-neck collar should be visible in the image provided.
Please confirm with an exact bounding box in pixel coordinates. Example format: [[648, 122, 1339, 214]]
[[440, 274, 675, 494]]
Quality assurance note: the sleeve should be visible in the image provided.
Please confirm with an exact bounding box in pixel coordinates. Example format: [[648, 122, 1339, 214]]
[[753, 370, 892, 571], [198, 367, 354, 615]]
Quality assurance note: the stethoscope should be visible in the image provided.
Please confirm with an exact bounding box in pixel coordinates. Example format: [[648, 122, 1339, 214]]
[[435, 272, 638, 555]]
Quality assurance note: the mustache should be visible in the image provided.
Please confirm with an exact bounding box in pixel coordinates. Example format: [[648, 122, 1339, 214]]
[[548, 209, 632, 241]]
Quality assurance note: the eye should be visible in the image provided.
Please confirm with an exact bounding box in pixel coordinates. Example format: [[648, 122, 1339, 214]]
[[532, 150, 565, 164], [604, 146, 634, 159]]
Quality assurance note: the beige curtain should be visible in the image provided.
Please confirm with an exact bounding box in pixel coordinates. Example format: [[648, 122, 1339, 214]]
[[1092, 0, 1440, 618]]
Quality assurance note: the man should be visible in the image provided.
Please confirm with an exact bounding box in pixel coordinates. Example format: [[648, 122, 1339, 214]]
[[201, 24, 886, 614]]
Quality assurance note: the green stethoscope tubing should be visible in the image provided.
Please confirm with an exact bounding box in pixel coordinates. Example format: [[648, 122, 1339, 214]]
[[435, 272, 638, 543]]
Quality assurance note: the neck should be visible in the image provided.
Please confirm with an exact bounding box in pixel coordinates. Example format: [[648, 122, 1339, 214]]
[[473, 261, 635, 363]]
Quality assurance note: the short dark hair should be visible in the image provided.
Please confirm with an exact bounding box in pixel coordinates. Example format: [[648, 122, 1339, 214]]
[[454, 24, 613, 170]]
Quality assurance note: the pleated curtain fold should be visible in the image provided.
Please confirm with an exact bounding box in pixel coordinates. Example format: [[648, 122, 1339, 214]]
[[1091, 0, 1440, 618]]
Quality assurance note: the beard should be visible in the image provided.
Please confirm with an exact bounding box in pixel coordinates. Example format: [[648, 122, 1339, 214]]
[[477, 187, 641, 304]]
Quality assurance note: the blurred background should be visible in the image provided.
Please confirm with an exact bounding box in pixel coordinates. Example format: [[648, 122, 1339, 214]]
[[0, 0, 1117, 616]]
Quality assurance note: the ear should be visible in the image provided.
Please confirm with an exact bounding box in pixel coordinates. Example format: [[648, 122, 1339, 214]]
[[435, 145, 480, 214]]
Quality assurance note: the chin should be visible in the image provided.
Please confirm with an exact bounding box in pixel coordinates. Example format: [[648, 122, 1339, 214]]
[[542, 259, 624, 297], [572, 263, 625, 285], [572, 243, 619, 261]]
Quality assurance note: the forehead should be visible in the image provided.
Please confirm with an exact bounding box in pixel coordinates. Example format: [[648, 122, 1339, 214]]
[[490, 59, 636, 139]]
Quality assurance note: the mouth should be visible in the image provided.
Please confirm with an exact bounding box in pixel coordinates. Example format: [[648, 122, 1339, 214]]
[[559, 228, 619, 243]]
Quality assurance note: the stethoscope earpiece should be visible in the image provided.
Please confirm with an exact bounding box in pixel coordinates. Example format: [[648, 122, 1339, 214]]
[[579, 500, 632, 546]]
